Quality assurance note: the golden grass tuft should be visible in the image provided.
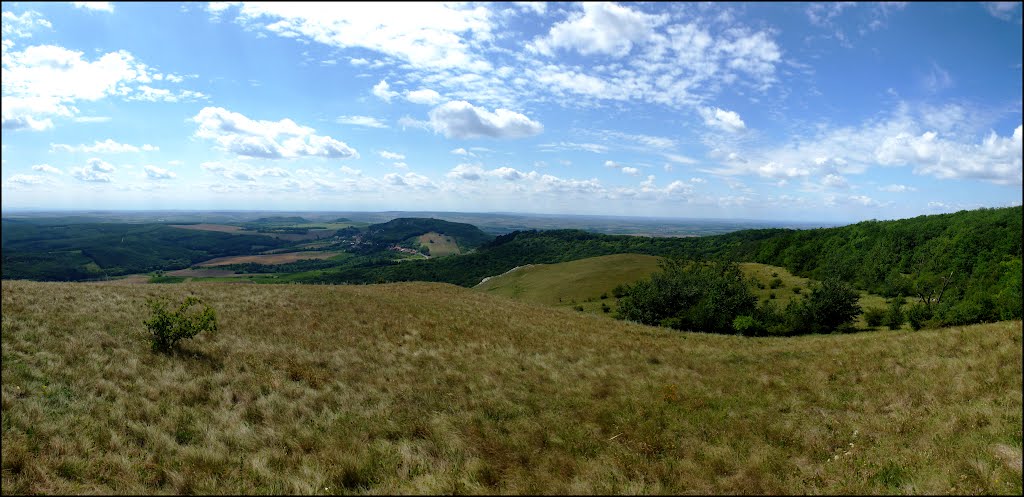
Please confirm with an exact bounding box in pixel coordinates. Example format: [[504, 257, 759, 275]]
[[2, 280, 1021, 494]]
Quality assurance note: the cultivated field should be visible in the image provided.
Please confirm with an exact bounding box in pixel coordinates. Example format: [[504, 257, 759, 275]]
[[416, 232, 461, 257], [169, 224, 250, 234], [3, 280, 1019, 494], [195, 251, 344, 267]]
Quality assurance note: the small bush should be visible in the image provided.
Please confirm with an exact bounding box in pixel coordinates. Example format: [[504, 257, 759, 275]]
[[769, 278, 784, 289], [144, 296, 218, 353], [600, 303, 611, 313], [611, 284, 628, 299], [792, 287, 801, 294], [884, 296, 906, 330], [863, 307, 885, 327], [732, 315, 764, 336], [769, 292, 776, 299], [906, 303, 932, 331], [574, 305, 584, 312], [599, 292, 608, 300]]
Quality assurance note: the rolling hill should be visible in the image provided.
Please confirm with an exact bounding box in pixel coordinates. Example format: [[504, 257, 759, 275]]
[[2, 280, 1020, 494], [364, 218, 493, 251]]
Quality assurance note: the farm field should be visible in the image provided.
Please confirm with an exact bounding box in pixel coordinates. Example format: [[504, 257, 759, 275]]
[[194, 251, 345, 267], [168, 224, 251, 234], [1, 280, 1020, 494], [416, 232, 461, 257]]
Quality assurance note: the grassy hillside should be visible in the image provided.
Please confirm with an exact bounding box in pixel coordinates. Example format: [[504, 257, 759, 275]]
[[365, 218, 493, 250], [416, 232, 461, 257], [474, 254, 663, 307], [2, 280, 1020, 494]]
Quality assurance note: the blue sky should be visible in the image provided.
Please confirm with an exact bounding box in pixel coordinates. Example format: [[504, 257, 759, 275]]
[[2, 1, 1021, 222]]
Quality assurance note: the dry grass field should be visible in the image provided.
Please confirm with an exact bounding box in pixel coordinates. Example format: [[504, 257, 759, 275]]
[[195, 251, 344, 267], [416, 232, 461, 257], [169, 224, 250, 234], [1, 280, 1021, 494]]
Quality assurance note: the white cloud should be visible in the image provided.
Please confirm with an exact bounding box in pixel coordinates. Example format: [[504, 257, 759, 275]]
[[406, 88, 443, 105], [663, 153, 697, 164], [384, 172, 435, 189], [50, 139, 159, 153], [879, 184, 916, 192], [922, 62, 953, 94], [71, 116, 112, 123], [1, 44, 196, 130], [821, 173, 849, 189], [529, 2, 668, 58], [450, 147, 472, 156], [192, 107, 358, 159], [6, 174, 46, 185], [201, 161, 293, 182], [230, 3, 494, 72], [699, 106, 746, 132], [427, 100, 543, 139], [539, 142, 609, 154], [72, 2, 114, 12], [983, 2, 1021, 21], [489, 166, 524, 181], [622, 166, 640, 176], [447, 163, 484, 181], [71, 158, 115, 182], [31, 164, 62, 175], [144, 165, 176, 180], [604, 160, 622, 169], [378, 150, 405, 161], [337, 115, 388, 128], [2, 10, 52, 39], [372, 79, 400, 102]]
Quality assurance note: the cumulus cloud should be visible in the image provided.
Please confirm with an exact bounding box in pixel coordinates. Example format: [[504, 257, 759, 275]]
[[699, 107, 746, 133], [489, 166, 525, 180], [451, 147, 472, 156], [384, 172, 435, 189], [226, 3, 494, 72], [339, 166, 362, 176], [983, 2, 1021, 21], [6, 174, 46, 185], [406, 88, 443, 105], [447, 163, 484, 181], [144, 165, 176, 180], [337, 115, 388, 128], [378, 150, 405, 161], [529, 2, 668, 58], [427, 100, 543, 139], [31, 164, 62, 175], [201, 161, 292, 182], [2, 10, 52, 39], [72, 2, 114, 12], [372, 79, 400, 102], [821, 173, 849, 189], [51, 139, 159, 153], [2, 44, 198, 130], [71, 158, 115, 182], [621, 166, 640, 176], [879, 184, 916, 193], [192, 107, 358, 159]]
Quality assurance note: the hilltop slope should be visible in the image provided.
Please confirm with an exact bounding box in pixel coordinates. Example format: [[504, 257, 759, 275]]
[[2, 280, 1020, 494]]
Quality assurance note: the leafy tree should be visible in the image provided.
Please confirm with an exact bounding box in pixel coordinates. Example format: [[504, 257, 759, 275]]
[[144, 296, 218, 353], [784, 278, 862, 334], [616, 259, 757, 334]]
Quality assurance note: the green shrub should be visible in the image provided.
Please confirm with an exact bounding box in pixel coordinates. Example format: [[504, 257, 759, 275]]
[[144, 296, 217, 353], [863, 307, 885, 327], [732, 315, 765, 336], [600, 302, 611, 313], [884, 296, 906, 330], [792, 287, 802, 294], [769, 278, 783, 289], [906, 303, 932, 330]]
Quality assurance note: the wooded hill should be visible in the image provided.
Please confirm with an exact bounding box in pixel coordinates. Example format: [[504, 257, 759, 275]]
[[302, 206, 1022, 327]]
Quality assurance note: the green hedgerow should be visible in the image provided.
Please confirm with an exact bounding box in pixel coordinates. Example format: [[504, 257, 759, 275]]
[[144, 296, 218, 353]]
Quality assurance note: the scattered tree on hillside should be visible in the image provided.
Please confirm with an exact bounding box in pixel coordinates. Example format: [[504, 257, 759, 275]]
[[145, 296, 218, 353]]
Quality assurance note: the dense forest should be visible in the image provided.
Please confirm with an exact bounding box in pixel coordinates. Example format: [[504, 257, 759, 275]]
[[0, 221, 290, 280], [302, 207, 1022, 327]]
